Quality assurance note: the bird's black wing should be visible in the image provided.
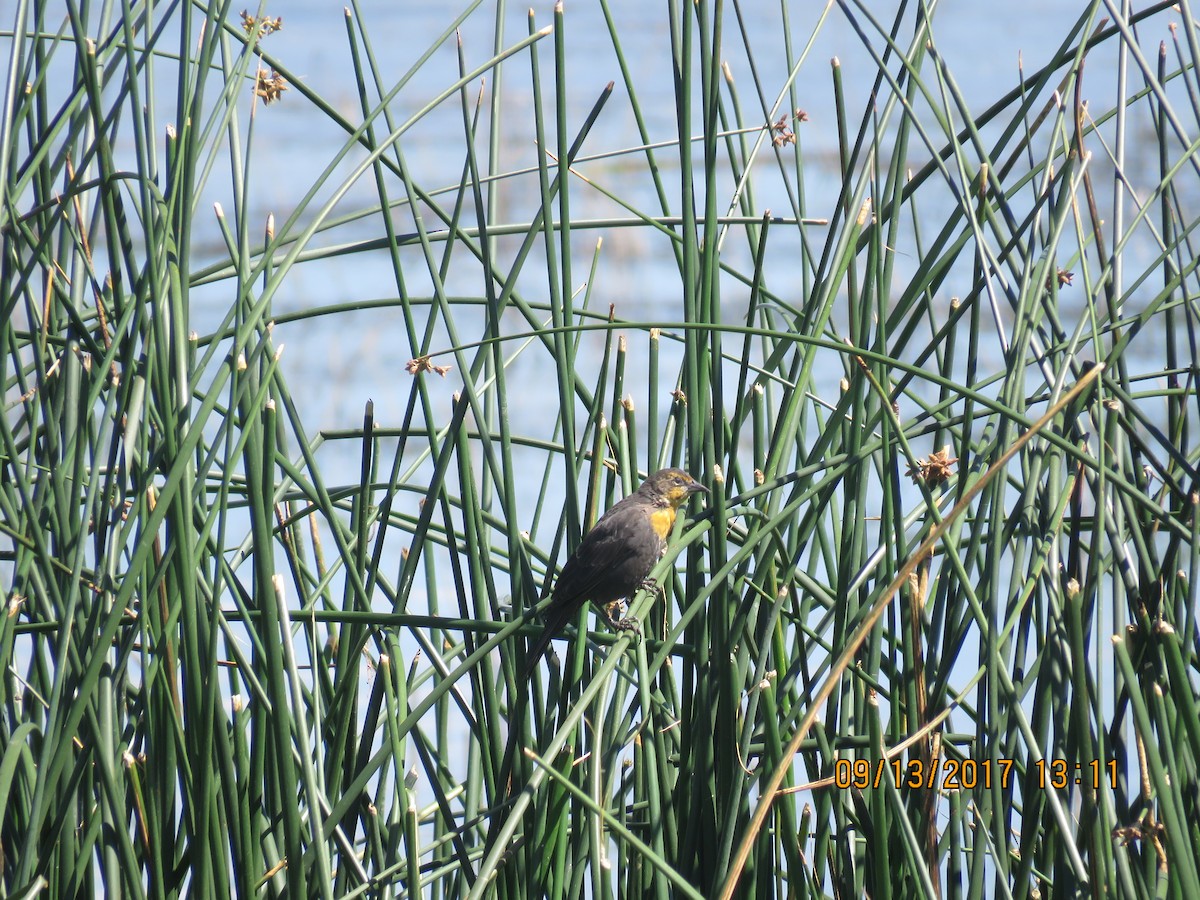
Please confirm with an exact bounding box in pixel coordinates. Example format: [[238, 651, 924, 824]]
[[524, 496, 657, 671], [551, 498, 653, 607]]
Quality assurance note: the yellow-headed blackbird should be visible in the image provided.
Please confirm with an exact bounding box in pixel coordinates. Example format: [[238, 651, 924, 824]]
[[527, 467, 708, 670]]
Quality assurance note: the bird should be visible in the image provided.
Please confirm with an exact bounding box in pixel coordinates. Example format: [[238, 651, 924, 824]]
[[526, 467, 708, 672]]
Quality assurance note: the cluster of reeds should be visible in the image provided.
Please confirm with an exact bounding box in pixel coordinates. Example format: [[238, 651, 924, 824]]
[[1, 0, 1197, 896]]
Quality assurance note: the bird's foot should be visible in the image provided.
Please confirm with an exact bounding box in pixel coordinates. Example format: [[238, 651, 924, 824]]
[[602, 600, 641, 635], [614, 615, 641, 633], [640, 577, 663, 597]]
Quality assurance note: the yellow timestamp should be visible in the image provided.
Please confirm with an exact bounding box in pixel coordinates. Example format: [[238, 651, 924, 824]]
[[1034, 758, 1118, 790], [834, 757, 1016, 791], [833, 757, 1119, 791]]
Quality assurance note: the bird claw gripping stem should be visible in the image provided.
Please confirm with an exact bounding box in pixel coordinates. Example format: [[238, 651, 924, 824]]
[[614, 615, 641, 633], [640, 576, 664, 597], [603, 601, 641, 634]]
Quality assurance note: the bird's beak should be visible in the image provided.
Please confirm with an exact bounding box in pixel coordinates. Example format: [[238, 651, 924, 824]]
[[688, 482, 709, 494]]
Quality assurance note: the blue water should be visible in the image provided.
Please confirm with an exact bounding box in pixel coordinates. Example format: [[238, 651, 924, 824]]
[[192, 0, 1128, 443]]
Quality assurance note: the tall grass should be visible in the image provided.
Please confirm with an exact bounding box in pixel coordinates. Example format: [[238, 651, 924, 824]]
[[1, 0, 1198, 897]]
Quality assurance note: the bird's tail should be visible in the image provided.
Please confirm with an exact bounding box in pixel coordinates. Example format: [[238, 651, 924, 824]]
[[522, 605, 571, 679]]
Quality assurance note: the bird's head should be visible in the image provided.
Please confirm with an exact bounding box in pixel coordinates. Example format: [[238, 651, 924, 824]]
[[641, 467, 709, 508]]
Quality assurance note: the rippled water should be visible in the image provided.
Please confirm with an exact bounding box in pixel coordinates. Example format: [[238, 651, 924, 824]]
[[189, 1, 1127, 448]]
